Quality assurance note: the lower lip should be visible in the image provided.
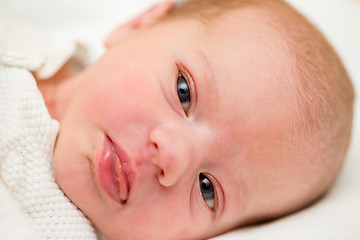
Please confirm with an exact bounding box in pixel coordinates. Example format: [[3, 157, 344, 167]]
[[95, 136, 129, 204]]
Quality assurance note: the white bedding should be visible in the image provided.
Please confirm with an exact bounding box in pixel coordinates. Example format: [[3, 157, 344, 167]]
[[0, 0, 359, 239], [0, 45, 97, 238]]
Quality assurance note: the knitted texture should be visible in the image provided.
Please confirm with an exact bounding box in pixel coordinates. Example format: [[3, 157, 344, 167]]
[[0, 64, 98, 239]]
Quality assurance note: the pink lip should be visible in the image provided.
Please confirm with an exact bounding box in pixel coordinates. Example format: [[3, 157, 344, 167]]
[[95, 136, 131, 204]]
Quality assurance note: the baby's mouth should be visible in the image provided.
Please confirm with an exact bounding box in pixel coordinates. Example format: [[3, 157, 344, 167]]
[[96, 136, 131, 204]]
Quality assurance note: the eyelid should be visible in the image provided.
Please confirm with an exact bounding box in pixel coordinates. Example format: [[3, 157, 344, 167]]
[[176, 63, 197, 117], [200, 172, 224, 219]]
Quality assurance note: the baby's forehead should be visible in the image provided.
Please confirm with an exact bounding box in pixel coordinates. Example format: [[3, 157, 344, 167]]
[[193, 5, 302, 155], [199, 12, 297, 101]]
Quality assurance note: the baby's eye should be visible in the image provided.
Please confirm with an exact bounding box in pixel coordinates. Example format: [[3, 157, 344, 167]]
[[199, 173, 215, 210], [176, 73, 191, 115]]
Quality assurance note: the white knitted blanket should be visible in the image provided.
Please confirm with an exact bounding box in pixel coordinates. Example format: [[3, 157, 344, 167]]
[[0, 63, 97, 239]]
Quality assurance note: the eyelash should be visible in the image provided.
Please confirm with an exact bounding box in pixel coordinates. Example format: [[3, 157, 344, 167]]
[[176, 64, 196, 116], [199, 173, 219, 214]]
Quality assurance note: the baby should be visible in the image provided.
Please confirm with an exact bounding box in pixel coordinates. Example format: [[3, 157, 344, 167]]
[[2, 0, 355, 239]]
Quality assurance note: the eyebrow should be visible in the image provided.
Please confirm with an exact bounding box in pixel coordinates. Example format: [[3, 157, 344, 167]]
[[196, 49, 216, 95], [220, 154, 248, 222], [185, 48, 218, 118]]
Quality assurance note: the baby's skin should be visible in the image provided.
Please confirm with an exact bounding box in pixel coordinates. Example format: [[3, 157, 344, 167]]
[[37, 1, 353, 239]]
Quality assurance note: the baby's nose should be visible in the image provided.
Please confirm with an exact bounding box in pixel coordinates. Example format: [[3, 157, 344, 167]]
[[150, 125, 196, 187]]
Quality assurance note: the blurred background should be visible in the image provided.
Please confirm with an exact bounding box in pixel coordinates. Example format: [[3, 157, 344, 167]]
[[0, 0, 359, 185]]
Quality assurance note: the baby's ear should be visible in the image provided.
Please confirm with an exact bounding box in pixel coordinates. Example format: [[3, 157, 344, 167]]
[[105, 1, 175, 48]]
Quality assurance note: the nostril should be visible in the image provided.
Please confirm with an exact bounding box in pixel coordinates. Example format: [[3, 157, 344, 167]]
[[150, 127, 180, 187], [157, 168, 167, 187], [160, 169, 164, 178]]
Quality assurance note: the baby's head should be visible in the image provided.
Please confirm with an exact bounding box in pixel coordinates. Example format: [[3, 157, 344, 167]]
[[52, 0, 354, 239]]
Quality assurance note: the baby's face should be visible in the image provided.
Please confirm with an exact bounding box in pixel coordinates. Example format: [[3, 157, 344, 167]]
[[53, 8, 311, 240]]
